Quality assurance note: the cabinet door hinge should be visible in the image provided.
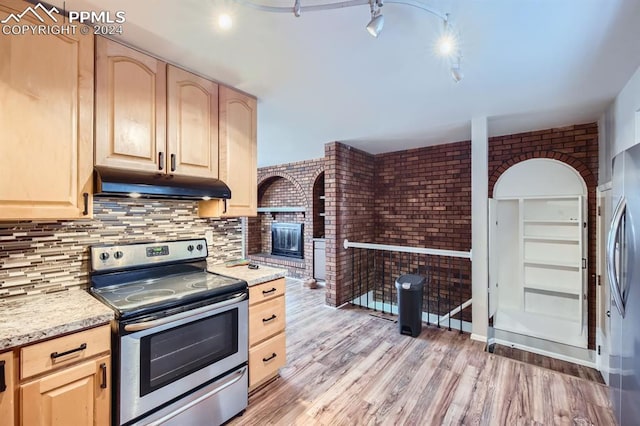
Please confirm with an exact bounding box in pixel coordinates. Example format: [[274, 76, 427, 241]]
[[582, 258, 587, 269], [597, 206, 601, 216], [597, 345, 601, 355], [597, 275, 601, 286]]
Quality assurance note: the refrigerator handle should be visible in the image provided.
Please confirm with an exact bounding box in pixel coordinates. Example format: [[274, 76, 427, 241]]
[[607, 196, 627, 317]]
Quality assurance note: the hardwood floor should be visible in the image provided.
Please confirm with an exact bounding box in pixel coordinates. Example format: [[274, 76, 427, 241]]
[[231, 279, 615, 426], [492, 344, 605, 384]]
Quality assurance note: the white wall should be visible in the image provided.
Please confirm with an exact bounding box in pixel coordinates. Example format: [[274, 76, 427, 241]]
[[471, 116, 489, 342], [606, 64, 640, 159]]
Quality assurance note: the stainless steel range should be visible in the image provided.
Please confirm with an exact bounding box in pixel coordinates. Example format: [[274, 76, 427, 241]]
[[89, 239, 248, 426]]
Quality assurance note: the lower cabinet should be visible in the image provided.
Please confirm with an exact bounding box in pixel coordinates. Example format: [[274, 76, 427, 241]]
[[0, 351, 15, 425], [248, 278, 286, 391], [1, 324, 111, 426], [21, 355, 110, 426]]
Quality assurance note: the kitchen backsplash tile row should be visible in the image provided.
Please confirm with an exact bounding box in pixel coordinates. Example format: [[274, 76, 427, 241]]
[[0, 198, 242, 300]]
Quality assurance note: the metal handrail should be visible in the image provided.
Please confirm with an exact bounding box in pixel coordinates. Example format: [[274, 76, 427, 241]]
[[344, 239, 472, 259], [438, 298, 472, 325]]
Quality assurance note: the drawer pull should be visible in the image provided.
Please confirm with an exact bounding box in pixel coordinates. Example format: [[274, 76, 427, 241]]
[[262, 353, 277, 362], [0, 360, 6, 392], [100, 363, 108, 389], [262, 288, 277, 295], [51, 343, 87, 360], [262, 314, 277, 323]]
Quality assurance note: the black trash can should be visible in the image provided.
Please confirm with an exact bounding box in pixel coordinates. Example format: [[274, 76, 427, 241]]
[[395, 274, 425, 337]]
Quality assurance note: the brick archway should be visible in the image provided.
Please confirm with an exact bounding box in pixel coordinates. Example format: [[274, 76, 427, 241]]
[[258, 172, 309, 208]]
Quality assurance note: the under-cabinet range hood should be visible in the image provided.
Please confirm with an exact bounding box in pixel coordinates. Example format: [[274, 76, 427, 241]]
[[94, 166, 231, 200]]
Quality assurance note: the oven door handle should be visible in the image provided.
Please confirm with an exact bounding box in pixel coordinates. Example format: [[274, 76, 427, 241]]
[[146, 366, 247, 426], [124, 292, 247, 332]]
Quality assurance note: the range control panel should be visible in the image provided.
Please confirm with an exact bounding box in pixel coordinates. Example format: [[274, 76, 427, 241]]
[[91, 239, 208, 272]]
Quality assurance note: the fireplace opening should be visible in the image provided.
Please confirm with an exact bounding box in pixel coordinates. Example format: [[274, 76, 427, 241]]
[[271, 223, 304, 259]]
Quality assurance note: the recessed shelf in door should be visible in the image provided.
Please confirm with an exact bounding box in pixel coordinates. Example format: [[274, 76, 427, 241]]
[[523, 259, 580, 270], [523, 220, 580, 224], [523, 281, 581, 295], [523, 236, 580, 242]]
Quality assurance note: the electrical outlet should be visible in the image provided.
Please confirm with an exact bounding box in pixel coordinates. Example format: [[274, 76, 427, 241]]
[[205, 230, 213, 245]]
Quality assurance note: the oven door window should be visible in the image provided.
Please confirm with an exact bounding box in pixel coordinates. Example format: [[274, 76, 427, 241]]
[[139, 308, 238, 396]]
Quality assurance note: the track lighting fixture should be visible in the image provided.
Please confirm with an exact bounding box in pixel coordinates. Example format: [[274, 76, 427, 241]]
[[450, 56, 463, 83], [366, 0, 384, 37], [234, 0, 464, 81]]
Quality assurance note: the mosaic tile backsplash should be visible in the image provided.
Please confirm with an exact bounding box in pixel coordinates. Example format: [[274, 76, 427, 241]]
[[0, 198, 242, 300]]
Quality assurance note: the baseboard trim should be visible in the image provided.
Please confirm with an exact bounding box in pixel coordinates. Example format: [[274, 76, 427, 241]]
[[494, 338, 597, 369], [470, 333, 487, 343]]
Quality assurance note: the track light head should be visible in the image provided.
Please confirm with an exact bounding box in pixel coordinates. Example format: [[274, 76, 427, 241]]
[[366, 13, 384, 37], [450, 59, 463, 83]]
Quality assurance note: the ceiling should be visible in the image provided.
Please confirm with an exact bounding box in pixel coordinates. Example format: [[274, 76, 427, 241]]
[[49, 0, 640, 166]]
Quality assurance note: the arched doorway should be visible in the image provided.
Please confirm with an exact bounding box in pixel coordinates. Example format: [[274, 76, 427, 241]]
[[488, 159, 589, 351]]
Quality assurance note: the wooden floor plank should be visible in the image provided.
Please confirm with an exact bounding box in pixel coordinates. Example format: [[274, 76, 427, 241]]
[[231, 280, 615, 426]]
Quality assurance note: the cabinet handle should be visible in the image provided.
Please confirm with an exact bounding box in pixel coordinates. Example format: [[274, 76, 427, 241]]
[[262, 288, 277, 295], [82, 193, 89, 216], [170, 154, 176, 172], [50, 343, 87, 359], [262, 353, 277, 363], [223, 199, 227, 214], [158, 152, 164, 171], [262, 314, 277, 323], [100, 363, 107, 389], [0, 360, 6, 392]]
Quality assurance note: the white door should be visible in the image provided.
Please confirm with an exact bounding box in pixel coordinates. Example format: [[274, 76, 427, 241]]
[[597, 186, 612, 384]]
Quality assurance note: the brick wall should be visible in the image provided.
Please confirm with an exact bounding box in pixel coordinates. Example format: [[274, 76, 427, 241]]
[[374, 141, 472, 319], [247, 158, 325, 279], [324, 141, 473, 311], [375, 141, 471, 250], [325, 142, 376, 306], [488, 122, 598, 348]]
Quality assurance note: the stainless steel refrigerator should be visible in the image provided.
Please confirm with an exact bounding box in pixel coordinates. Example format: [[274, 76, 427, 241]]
[[607, 142, 640, 425]]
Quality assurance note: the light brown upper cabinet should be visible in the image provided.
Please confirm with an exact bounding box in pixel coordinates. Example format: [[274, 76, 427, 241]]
[[167, 65, 219, 178], [95, 37, 167, 173], [95, 38, 219, 178], [0, 0, 94, 220], [199, 87, 257, 217]]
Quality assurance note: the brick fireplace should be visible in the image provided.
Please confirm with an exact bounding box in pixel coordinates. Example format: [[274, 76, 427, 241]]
[[247, 159, 325, 279]]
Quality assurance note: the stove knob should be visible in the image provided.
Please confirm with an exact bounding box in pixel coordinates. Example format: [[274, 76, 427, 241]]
[[114, 251, 124, 260], [99, 252, 110, 261], [187, 245, 194, 252], [196, 244, 203, 251]]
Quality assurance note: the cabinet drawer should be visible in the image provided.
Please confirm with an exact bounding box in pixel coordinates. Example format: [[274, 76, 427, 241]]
[[249, 296, 285, 346], [21, 325, 110, 380], [249, 332, 285, 387], [249, 278, 285, 306]]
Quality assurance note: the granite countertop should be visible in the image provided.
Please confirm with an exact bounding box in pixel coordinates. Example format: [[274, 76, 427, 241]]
[[0, 290, 114, 351], [209, 264, 287, 286]]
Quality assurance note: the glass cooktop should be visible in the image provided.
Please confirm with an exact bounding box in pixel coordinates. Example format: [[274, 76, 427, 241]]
[[91, 269, 246, 316]]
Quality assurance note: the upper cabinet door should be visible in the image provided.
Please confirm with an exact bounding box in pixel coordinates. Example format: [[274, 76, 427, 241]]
[[166, 65, 219, 178], [0, 0, 94, 220], [201, 86, 257, 217], [95, 37, 166, 173]]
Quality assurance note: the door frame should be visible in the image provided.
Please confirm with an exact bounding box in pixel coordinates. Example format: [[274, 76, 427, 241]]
[[596, 183, 612, 384]]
